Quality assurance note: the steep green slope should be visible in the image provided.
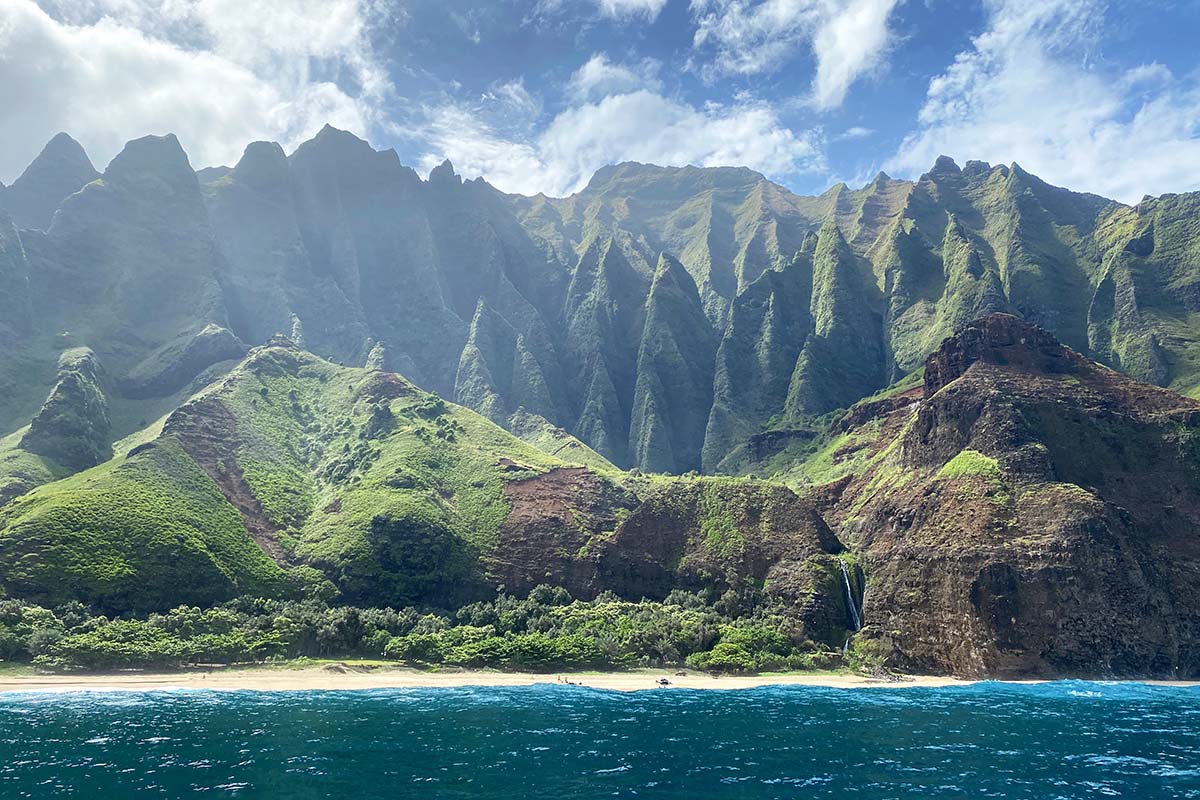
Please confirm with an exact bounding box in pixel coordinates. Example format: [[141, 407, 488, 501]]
[[0, 340, 854, 645], [17, 347, 111, 472], [628, 254, 717, 473], [0, 436, 287, 611], [702, 249, 813, 471], [0, 340, 582, 610], [785, 222, 889, 416], [0, 347, 113, 504]]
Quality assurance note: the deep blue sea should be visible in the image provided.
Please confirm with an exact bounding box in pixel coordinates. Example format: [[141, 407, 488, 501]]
[[1, 681, 1198, 798]]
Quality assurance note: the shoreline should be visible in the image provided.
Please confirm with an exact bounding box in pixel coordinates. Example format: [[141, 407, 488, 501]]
[[1, 665, 1197, 694]]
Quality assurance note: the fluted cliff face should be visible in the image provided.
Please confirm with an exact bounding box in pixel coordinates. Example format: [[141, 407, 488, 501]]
[[3, 129, 1200, 479]]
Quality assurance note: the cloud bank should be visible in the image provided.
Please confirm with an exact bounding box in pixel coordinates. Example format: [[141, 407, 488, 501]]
[[690, 0, 900, 109], [418, 83, 825, 196], [0, 0, 388, 180]]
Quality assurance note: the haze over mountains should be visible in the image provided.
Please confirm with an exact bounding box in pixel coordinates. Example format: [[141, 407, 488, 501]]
[[3, 126, 1199, 479]]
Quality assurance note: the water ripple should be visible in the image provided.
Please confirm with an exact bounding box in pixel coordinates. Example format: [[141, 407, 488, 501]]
[[0, 682, 1198, 798]]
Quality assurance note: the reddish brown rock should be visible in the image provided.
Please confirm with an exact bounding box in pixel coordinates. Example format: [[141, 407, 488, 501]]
[[822, 314, 1200, 678]]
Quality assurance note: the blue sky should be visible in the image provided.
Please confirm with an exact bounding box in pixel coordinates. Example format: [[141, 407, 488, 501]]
[[2, 0, 1199, 202]]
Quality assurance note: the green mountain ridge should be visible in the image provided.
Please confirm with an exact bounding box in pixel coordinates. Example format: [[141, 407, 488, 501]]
[[4, 128, 1200, 478]]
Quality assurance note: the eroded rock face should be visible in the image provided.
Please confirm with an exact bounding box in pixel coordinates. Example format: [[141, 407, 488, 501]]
[[164, 395, 287, 566], [596, 481, 842, 597], [490, 467, 638, 594], [493, 472, 853, 644], [923, 313, 1086, 397], [824, 315, 1200, 678]]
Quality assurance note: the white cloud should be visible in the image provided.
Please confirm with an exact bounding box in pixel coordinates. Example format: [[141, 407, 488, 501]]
[[0, 0, 391, 181], [483, 80, 542, 121], [690, 0, 900, 109], [418, 89, 825, 196], [596, 0, 668, 19], [531, 0, 668, 23], [809, 0, 898, 110], [568, 54, 661, 101], [887, 0, 1200, 203], [837, 126, 874, 140]]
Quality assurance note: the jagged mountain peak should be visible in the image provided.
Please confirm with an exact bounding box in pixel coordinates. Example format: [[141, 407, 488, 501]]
[[28, 132, 93, 170], [923, 313, 1086, 397], [288, 125, 417, 188], [292, 124, 379, 163], [929, 154, 961, 176], [104, 133, 195, 186], [428, 158, 462, 186], [231, 141, 289, 187], [313, 123, 366, 144], [4, 131, 100, 230], [962, 159, 993, 177]]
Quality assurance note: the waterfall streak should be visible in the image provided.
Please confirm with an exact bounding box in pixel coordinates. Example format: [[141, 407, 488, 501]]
[[840, 561, 862, 631]]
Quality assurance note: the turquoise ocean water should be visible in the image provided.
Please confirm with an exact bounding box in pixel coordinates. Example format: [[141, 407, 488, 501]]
[[1, 681, 1198, 798]]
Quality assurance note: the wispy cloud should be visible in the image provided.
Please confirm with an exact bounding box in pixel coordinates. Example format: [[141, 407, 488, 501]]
[[690, 0, 900, 109], [568, 53, 662, 101], [532, 0, 668, 23], [596, 0, 668, 18], [887, 0, 1200, 203], [418, 88, 825, 196], [836, 126, 875, 140]]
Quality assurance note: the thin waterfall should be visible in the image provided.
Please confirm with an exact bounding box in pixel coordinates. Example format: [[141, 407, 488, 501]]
[[840, 560, 862, 631]]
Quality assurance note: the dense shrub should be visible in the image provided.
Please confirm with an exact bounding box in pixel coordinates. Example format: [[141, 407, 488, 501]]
[[0, 585, 844, 674]]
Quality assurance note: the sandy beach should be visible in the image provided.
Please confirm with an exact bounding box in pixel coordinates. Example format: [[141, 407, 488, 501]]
[[0, 665, 987, 693], [3, 664, 1196, 694]]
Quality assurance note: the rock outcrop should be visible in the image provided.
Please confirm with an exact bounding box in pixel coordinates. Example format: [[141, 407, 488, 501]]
[[18, 347, 112, 472], [807, 315, 1200, 678]]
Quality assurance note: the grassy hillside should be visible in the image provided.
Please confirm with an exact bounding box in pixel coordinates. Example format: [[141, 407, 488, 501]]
[[0, 340, 852, 654], [0, 340, 610, 612]]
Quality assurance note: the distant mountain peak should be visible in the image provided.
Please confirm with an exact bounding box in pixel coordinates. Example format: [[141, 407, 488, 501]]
[[295, 124, 375, 160], [428, 158, 461, 186], [105, 133, 194, 185], [315, 123, 357, 141], [929, 154, 961, 176], [963, 159, 993, 177], [4, 131, 99, 230], [233, 141, 289, 187], [40, 131, 89, 159]]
